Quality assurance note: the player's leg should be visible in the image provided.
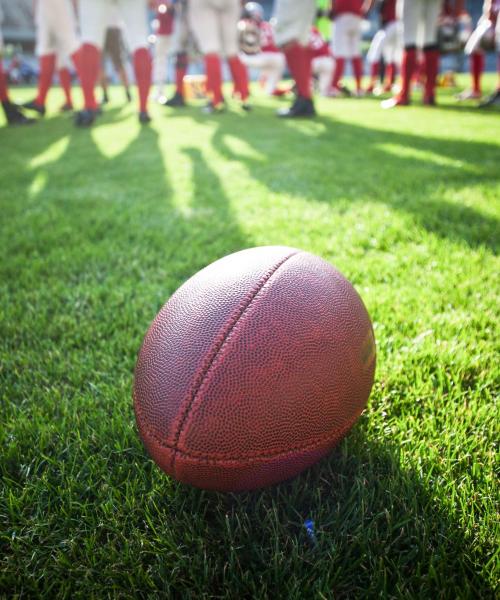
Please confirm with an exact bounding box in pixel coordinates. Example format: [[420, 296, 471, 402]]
[[366, 29, 386, 93], [153, 34, 171, 101], [108, 28, 132, 103], [421, 0, 441, 105], [479, 15, 500, 107], [189, 0, 224, 110], [382, 21, 401, 92], [263, 52, 287, 95], [23, 0, 57, 116], [165, 7, 190, 107], [57, 53, 73, 111], [165, 52, 188, 106], [331, 14, 349, 93], [349, 15, 364, 95], [221, 0, 250, 106], [382, 0, 420, 108], [313, 56, 334, 96], [460, 18, 491, 100], [119, 0, 152, 122], [274, 0, 316, 117], [76, 0, 108, 125]]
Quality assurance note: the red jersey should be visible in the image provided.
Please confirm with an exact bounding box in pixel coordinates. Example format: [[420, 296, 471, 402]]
[[308, 27, 331, 58], [380, 0, 397, 24], [260, 21, 279, 53], [156, 4, 174, 35], [334, 0, 364, 16]]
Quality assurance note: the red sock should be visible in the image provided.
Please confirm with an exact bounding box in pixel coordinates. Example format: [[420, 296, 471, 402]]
[[175, 52, 187, 95], [385, 63, 396, 87], [204, 53, 223, 105], [227, 55, 249, 101], [352, 56, 363, 91], [424, 48, 439, 102], [370, 61, 379, 84], [400, 48, 417, 102], [284, 42, 311, 98], [497, 54, 500, 90], [59, 67, 72, 106], [175, 66, 186, 95], [133, 47, 152, 113], [75, 43, 100, 110], [471, 52, 484, 94], [35, 53, 56, 106], [332, 57, 345, 89], [0, 61, 8, 102]]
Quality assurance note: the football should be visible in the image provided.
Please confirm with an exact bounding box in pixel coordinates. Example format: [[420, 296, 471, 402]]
[[133, 246, 376, 492]]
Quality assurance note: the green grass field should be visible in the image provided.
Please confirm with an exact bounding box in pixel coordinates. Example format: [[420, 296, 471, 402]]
[[1, 77, 499, 598]]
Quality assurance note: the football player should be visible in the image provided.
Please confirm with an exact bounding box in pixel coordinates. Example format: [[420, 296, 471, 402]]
[[75, 0, 152, 126], [329, 0, 371, 97], [238, 3, 287, 97], [273, 0, 317, 117], [309, 26, 335, 96], [188, 0, 250, 113], [0, 5, 34, 125], [23, 0, 80, 116], [365, 0, 403, 95], [382, 0, 442, 108], [152, 1, 175, 102]]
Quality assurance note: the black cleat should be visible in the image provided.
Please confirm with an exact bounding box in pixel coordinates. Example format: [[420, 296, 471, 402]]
[[23, 99, 46, 116], [126, 89, 132, 103], [241, 102, 252, 112], [2, 101, 36, 126], [74, 108, 98, 127], [164, 92, 186, 107], [139, 111, 151, 124], [478, 89, 500, 108], [277, 95, 316, 118], [60, 102, 73, 112]]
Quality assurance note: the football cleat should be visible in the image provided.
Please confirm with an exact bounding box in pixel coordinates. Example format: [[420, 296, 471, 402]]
[[74, 108, 98, 127], [277, 96, 316, 118], [126, 89, 132, 103], [139, 111, 151, 124], [456, 89, 482, 101], [164, 92, 186, 107], [23, 99, 46, 116], [423, 94, 436, 107], [478, 89, 500, 108], [381, 95, 409, 109], [2, 101, 36, 126], [60, 102, 73, 112]]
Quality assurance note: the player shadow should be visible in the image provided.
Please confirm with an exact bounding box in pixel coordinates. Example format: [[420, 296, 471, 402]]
[[162, 433, 495, 599], [8, 109, 250, 371], [186, 105, 498, 253]]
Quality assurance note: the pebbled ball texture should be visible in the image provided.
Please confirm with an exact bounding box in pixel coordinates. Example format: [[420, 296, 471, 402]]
[[133, 246, 376, 492]]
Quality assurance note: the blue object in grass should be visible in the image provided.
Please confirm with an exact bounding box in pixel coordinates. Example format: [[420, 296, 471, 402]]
[[304, 519, 318, 547]]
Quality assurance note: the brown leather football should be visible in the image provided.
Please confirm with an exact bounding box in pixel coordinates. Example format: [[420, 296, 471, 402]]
[[133, 246, 376, 492]]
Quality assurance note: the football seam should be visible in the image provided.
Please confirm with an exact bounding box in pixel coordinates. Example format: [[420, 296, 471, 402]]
[[136, 409, 363, 464], [170, 250, 301, 475]]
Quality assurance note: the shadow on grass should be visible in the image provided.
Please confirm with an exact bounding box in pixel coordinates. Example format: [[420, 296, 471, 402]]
[[185, 106, 499, 253], [142, 434, 495, 599]]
